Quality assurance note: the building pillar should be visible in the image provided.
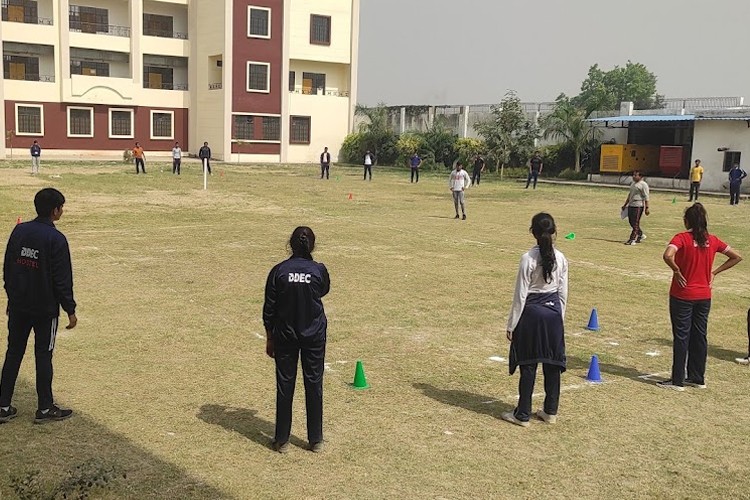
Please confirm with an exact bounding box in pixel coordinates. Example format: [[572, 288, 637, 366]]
[[462, 105, 469, 138], [400, 107, 406, 134], [131, 0, 143, 87]]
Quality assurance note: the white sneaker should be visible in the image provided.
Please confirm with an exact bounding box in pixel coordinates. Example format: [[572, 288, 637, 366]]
[[656, 380, 685, 392], [536, 410, 557, 424], [501, 411, 530, 428], [736, 356, 750, 365], [684, 379, 707, 389], [639, 234, 647, 241]]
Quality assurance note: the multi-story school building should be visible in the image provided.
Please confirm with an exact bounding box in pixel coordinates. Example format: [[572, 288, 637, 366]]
[[0, 0, 360, 162]]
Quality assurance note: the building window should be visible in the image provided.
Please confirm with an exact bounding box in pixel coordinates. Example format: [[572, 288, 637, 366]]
[[67, 107, 94, 137], [3, 55, 39, 81], [71, 60, 110, 77], [150, 111, 173, 139], [144, 66, 174, 89], [15, 103, 43, 136], [723, 151, 742, 172], [233, 115, 254, 141], [2, 0, 38, 24], [310, 14, 331, 45], [263, 116, 280, 141], [301, 72, 326, 95], [232, 114, 281, 142], [109, 109, 133, 138], [247, 6, 270, 38], [290, 116, 311, 144], [69, 5, 109, 34], [143, 13, 174, 38], [289, 71, 295, 92], [246, 62, 270, 93]]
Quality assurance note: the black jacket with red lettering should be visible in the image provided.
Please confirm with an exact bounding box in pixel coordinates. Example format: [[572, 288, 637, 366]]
[[3, 218, 76, 318], [263, 257, 329, 343]]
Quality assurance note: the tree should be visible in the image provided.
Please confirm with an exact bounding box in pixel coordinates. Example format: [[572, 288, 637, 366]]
[[571, 61, 664, 116], [475, 90, 539, 178], [353, 104, 398, 164], [541, 96, 601, 173]]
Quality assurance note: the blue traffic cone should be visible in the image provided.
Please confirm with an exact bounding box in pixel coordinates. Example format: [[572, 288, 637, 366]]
[[586, 355, 603, 383], [586, 308, 600, 331]]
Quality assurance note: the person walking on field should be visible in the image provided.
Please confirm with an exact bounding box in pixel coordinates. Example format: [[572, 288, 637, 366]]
[[363, 150, 375, 180], [263, 227, 330, 453], [0, 188, 77, 424], [133, 142, 146, 174], [728, 162, 747, 205], [320, 147, 331, 180], [622, 170, 650, 245], [688, 159, 704, 202], [30, 140, 41, 175], [658, 203, 742, 391], [409, 152, 422, 183], [525, 151, 543, 189], [502, 213, 568, 427], [172, 141, 182, 175], [449, 161, 471, 220], [471, 154, 485, 186], [199, 142, 212, 175]]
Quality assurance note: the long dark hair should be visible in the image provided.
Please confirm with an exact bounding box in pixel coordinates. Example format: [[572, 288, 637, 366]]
[[289, 226, 316, 259], [530, 213, 557, 283], [684, 203, 709, 247]]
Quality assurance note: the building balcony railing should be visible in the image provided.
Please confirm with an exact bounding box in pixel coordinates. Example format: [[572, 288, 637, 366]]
[[4, 74, 55, 82], [143, 28, 188, 40], [144, 82, 188, 90], [290, 88, 350, 97], [69, 22, 131, 37], [208, 82, 222, 90], [1, 14, 53, 25]]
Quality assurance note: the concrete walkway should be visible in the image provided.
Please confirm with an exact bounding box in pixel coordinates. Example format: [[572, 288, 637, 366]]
[[528, 178, 748, 201]]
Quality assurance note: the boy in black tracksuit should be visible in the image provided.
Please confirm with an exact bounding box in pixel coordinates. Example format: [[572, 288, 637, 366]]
[[199, 142, 212, 175], [0, 188, 77, 424], [263, 227, 329, 453]]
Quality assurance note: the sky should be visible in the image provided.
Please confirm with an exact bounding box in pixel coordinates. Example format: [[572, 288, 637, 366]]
[[357, 0, 750, 106]]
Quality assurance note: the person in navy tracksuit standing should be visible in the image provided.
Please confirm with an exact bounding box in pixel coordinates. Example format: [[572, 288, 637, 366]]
[[263, 226, 329, 453], [0, 188, 77, 424]]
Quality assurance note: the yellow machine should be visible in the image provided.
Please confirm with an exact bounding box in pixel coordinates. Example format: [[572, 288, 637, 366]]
[[600, 145, 660, 174]]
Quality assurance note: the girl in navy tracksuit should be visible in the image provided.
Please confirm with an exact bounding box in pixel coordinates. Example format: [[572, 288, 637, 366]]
[[263, 226, 330, 453]]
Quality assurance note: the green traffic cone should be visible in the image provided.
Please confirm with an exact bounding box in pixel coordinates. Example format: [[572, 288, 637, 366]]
[[352, 360, 370, 390], [565, 232, 575, 240], [672, 197, 676, 204]]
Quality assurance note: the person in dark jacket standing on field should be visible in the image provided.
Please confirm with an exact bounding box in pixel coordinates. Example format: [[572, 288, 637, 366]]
[[263, 226, 330, 453], [320, 147, 331, 179], [0, 188, 77, 424], [363, 150, 375, 180], [199, 142, 212, 175], [525, 151, 543, 189], [30, 140, 41, 175], [728, 163, 747, 205]]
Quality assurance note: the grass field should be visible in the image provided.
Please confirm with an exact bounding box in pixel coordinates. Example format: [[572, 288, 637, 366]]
[[0, 160, 749, 499]]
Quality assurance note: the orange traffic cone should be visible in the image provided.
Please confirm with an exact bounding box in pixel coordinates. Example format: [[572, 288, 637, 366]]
[[348, 193, 353, 200]]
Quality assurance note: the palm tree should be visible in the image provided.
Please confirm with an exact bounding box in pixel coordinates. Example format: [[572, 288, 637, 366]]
[[542, 100, 601, 172]]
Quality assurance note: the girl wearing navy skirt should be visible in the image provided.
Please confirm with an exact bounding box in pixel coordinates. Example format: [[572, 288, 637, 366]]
[[503, 213, 569, 427], [263, 227, 330, 452]]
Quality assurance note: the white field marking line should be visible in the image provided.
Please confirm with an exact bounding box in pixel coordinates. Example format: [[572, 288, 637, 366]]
[[488, 356, 506, 363], [638, 372, 669, 382], [645, 350, 661, 357]]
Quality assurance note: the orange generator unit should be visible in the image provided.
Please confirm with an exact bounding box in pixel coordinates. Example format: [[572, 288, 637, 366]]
[[600, 144, 660, 174], [659, 146, 686, 177]]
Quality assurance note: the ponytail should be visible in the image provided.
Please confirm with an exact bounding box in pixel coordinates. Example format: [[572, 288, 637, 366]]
[[289, 226, 316, 259], [684, 203, 709, 247], [530, 213, 557, 283]]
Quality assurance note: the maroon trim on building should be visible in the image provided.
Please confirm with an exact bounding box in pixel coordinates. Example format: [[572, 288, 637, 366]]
[[231, 142, 280, 155], [5, 101, 189, 151], [232, 0, 282, 115]]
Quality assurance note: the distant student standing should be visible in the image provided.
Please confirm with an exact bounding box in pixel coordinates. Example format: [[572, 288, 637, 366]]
[[688, 159, 704, 202], [449, 161, 471, 220], [363, 150, 374, 180], [30, 141, 41, 175], [320, 147, 331, 179], [621, 170, 650, 245], [172, 142, 182, 175], [471, 154, 485, 186], [263, 227, 330, 453], [728, 162, 747, 205], [199, 142, 212, 175], [737, 309, 750, 365], [502, 213, 568, 427], [133, 142, 146, 174], [525, 151, 543, 189], [409, 152, 422, 183]]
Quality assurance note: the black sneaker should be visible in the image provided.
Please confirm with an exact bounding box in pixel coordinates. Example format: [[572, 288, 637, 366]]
[[271, 440, 289, 453], [34, 404, 73, 424], [454, 214, 460, 219], [462, 214, 466, 220], [684, 379, 707, 389], [656, 380, 685, 392], [0, 406, 18, 423], [309, 441, 324, 453]]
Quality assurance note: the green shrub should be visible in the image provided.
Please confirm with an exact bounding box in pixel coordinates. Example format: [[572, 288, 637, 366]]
[[340, 133, 364, 164], [557, 168, 589, 180], [123, 149, 134, 163], [502, 167, 529, 179]]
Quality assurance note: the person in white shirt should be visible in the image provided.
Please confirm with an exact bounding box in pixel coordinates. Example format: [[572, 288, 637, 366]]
[[449, 162, 471, 220], [172, 142, 182, 175], [363, 151, 374, 180], [502, 213, 569, 428], [320, 147, 331, 180], [621, 170, 650, 245]]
